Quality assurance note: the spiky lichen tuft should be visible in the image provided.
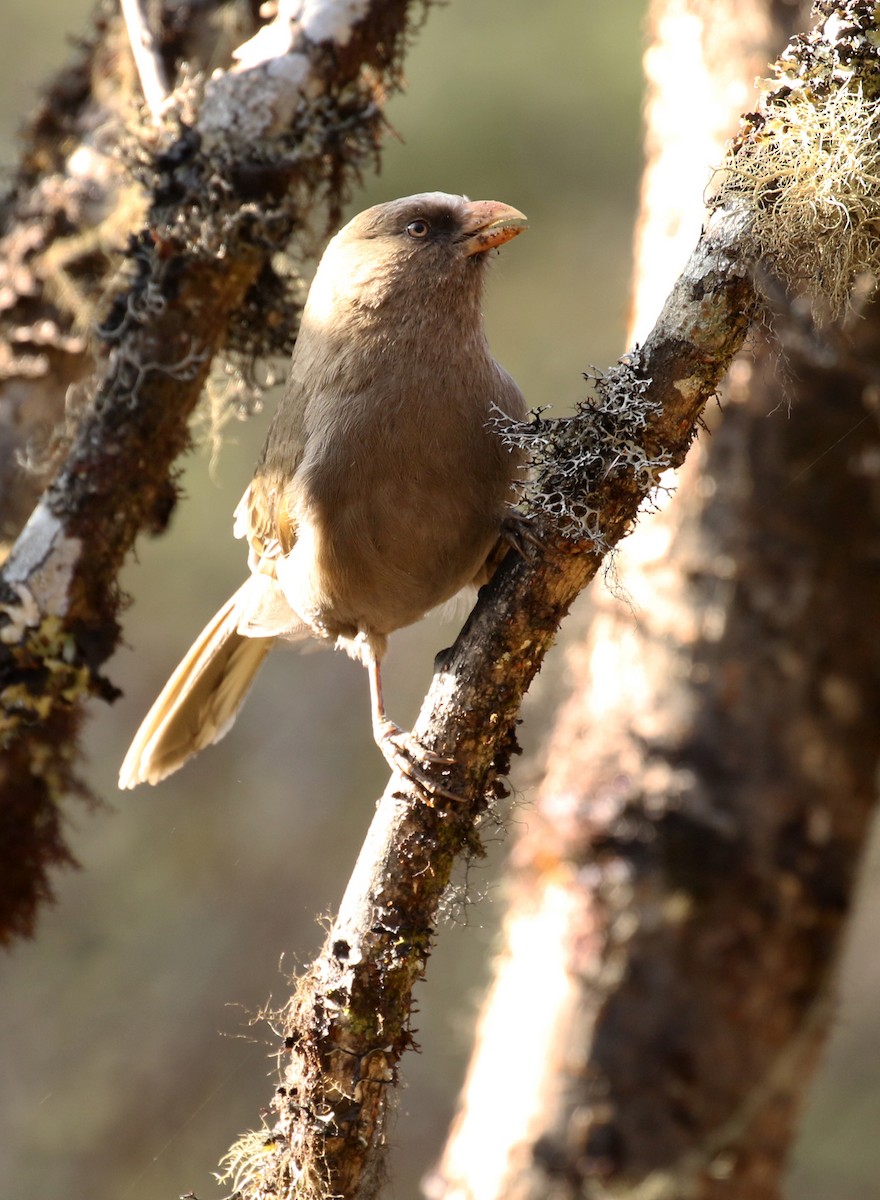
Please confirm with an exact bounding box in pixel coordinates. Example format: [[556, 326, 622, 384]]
[[711, 1, 880, 320], [217, 1126, 284, 1199], [216, 1105, 328, 1200], [495, 351, 671, 548]]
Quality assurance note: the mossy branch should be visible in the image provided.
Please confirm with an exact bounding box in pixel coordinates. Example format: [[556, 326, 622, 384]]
[[0, 0, 422, 943], [711, 0, 880, 318], [2, 0, 878, 1193]]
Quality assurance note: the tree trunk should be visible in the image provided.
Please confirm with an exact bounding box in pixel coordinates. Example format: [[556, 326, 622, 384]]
[[432, 2, 880, 1197]]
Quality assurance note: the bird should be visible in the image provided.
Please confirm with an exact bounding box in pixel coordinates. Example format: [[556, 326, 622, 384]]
[[119, 191, 528, 791]]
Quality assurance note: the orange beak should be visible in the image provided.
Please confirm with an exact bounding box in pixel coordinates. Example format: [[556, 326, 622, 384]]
[[461, 200, 528, 256]]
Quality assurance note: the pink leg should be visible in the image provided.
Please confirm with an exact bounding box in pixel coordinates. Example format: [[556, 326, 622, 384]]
[[365, 655, 461, 800]]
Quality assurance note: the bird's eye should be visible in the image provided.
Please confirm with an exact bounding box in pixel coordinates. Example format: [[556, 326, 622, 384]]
[[406, 219, 431, 239]]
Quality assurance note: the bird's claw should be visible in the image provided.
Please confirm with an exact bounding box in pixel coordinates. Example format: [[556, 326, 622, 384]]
[[375, 720, 464, 802], [500, 513, 543, 559]]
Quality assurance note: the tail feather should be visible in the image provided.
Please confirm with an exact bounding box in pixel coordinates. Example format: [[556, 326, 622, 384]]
[[119, 582, 274, 789]]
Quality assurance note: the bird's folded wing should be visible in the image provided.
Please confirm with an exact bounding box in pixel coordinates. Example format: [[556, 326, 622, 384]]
[[233, 470, 298, 576]]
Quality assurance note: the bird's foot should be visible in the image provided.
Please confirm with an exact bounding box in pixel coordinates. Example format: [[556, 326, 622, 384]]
[[375, 719, 464, 803], [500, 513, 543, 559]]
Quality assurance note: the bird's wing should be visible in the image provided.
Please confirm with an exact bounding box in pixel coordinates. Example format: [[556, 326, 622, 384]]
[[233, 468, 298, 577]]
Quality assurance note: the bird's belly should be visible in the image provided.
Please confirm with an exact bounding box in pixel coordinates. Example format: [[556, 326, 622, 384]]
[[277, 481, 498, 642]]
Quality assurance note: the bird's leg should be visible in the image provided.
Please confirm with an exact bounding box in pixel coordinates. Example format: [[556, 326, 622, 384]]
[[366, 657, 462, 801]]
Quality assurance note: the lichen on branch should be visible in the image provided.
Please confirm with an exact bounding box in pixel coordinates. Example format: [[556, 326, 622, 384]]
[[493, 351, 671, 548], [711, 0, 880, 318]]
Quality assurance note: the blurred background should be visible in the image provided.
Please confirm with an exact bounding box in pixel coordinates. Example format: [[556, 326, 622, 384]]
[[1, 2, 878, 1197]]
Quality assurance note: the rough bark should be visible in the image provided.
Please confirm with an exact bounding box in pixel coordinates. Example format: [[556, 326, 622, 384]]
[[436, 331, 880, 1200]]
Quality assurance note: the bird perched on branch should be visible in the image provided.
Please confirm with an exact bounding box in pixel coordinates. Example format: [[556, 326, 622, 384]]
[[119, 191, 528, 792]]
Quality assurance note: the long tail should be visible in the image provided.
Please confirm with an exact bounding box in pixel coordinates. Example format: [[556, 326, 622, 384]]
[[119, 582, 274, 789]]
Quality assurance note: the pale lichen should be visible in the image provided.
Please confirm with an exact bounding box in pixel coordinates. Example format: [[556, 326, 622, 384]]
[[711, 1, 880, 320], [495, 351, 671, 547]]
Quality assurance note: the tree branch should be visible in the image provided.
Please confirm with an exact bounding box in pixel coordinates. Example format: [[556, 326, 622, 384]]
[[4, 0, 878, 1195], [120, 0, 171, 121], [220, 202, 757, 1199], [0, 0, 421, 942]]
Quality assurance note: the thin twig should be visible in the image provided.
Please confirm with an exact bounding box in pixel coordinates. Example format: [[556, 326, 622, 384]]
[[119, 0, 170, 121]]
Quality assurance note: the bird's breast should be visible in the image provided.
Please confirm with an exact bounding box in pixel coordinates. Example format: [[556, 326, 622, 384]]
[[282, 373, 518, 639]]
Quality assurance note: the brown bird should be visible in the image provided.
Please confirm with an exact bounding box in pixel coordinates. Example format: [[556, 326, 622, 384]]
[[119, 192, 527, 790]]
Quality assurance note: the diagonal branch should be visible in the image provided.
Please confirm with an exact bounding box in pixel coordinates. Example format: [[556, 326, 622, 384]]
[[223, 202, 758, 1200]]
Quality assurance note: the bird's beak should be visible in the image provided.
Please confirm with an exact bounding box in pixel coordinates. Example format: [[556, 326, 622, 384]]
[[460, 201, 528, 256]]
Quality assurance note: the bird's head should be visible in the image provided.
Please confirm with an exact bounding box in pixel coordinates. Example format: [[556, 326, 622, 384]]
[[305, 192, 527, 323]]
